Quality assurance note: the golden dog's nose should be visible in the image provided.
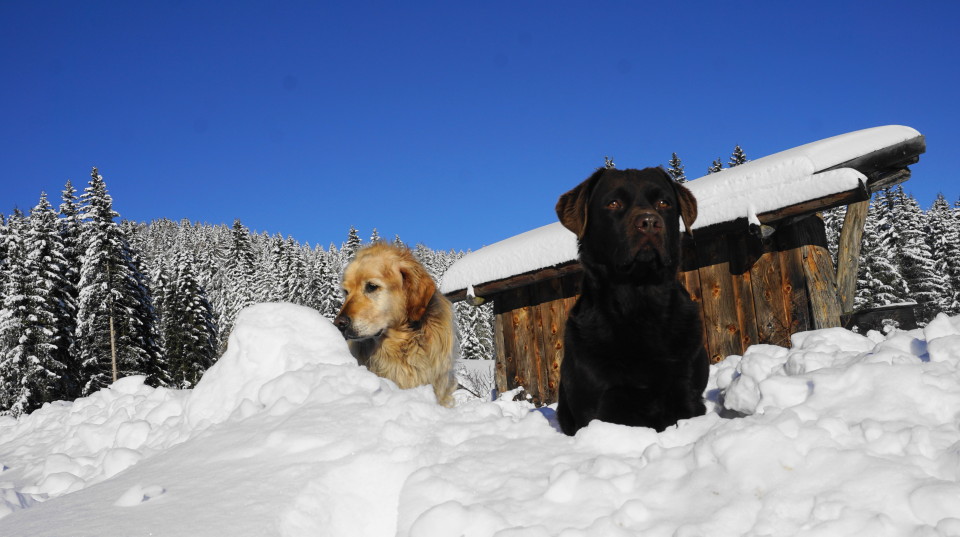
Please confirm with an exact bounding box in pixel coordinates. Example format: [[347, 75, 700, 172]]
[[333, 315, 351, 333]]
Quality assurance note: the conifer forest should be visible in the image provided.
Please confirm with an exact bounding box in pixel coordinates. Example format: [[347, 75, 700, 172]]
[[2, 162, 959, 416]]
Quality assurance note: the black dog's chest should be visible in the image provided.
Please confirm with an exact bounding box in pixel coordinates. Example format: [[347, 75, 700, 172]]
[[568, 299, 684, 371]]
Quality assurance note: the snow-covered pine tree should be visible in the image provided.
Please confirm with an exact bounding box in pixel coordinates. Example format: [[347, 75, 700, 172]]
[[821, 206, 846, 268], [369, 228, 382, 243], [896, 194, 948, 321], [666, 153, 686, 183], [0, 210, 48, 416], [314, 245, 342, 319], [855, 197, 903, 310], [926, 194, 960, 314], [454, 301, 494, 360], [218, 219, 258, 340], [58, 180, 83, 397], [707, 158, 723, 175], [874, 186, 944, 321], [728, 145, 748, 167], [23, 193, 72, 403], [162, 252, 217, 388], [75, 168, 162, 395], [873, 187, 911, 302], [281, 236, 310, 303], [341, 226, 362, 266]]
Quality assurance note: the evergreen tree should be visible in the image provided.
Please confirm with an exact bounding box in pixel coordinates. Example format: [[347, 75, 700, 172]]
[[315, 245, 342, 319], [821, 206, 846, 267], [926, 194, 960, 313], [281, 236, 309, 303], [58, 180, 83, 396], [75, 168, 161, 395], [873, 187, 911, 301], [23, 193, 72, 402], [0, 210, 47, 416], [162, 253, 217, 388], [455, 301, 494, 360], [341, 226, 362, 264], [728, 145, 748, 167], [222, 219, 258, 329], [369, 228, 382, 243], [855, 197, 903, 309], [666, 153, 686, 183], [897, 194, 948, 321], [707, 158, 723, 175]]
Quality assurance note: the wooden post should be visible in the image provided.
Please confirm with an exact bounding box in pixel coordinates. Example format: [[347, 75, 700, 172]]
[[836, 200, 869, 313]]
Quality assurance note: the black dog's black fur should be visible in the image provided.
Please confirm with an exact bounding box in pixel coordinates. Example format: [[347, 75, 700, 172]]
[[555, 167, 709, 435]]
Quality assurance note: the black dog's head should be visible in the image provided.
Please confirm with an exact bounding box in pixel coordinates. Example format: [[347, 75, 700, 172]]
[[556, 167, 697, 282]]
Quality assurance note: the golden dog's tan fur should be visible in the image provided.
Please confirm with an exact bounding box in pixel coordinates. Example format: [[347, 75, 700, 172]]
[[335, 243, 456, 407]]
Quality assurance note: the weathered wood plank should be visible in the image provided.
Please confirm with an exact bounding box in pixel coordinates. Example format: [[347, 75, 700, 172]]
[[836, 200, 868, 313], [531, 278, 567, 405], [696, 238, 742, 363], [786, 215, 842, 329], [507, 286, 541, 402], [776, 221, 813, 335], [749, 239, 792, 348], [727, 234, 760, 352], [492, 289, 521, 394], [491, 310, 508, 396]]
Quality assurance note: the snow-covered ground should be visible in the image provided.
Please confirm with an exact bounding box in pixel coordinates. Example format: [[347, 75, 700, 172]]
[[2, 302, 960, 536]]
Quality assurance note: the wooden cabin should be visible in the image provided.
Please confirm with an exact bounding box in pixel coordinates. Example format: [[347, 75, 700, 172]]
[[440, 126, 926, 406]]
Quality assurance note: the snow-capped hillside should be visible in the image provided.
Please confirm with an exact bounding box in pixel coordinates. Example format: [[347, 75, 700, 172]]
[[2, 303, 959, 536]]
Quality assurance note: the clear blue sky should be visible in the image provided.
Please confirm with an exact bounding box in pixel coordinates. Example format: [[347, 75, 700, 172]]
[[3, 1, 958, 252]]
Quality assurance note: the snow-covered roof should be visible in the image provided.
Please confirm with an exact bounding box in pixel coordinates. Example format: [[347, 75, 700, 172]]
[[440, 125, 922, 295]]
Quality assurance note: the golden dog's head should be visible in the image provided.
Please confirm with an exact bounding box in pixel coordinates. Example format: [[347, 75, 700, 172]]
[[334, 243, 437, 340]]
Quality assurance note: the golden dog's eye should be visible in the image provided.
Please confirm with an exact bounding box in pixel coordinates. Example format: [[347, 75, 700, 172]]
[[606, 200, 622, 210], [656, 199, 671, 210], [365, 282, 380, 293]]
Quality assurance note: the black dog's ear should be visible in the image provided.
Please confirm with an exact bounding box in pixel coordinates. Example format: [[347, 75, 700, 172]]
[[673, 182, 698, 235], [655, 167, 698, 235], [556, 168, 606, 238]]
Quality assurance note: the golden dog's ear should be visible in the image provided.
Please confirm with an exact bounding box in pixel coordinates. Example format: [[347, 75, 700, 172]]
[[556, 168, 605, 238], [400, 259, 436, 322]]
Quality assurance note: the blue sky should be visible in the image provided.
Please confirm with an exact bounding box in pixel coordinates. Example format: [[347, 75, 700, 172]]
[[2, 1, 958, 252]]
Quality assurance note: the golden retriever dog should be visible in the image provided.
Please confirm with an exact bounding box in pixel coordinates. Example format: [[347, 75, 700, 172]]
[[334, 243, 457, 407]]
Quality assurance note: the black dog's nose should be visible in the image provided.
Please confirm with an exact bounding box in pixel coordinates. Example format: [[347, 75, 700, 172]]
[[333, 315, 350, 333], [636, 212, 662, 233]]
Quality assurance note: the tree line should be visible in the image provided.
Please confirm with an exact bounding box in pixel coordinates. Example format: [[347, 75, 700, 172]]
[[0, 168, 494, 417], [3, 160, 957, 417]]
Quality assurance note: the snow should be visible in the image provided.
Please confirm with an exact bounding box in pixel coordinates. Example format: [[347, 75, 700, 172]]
[[2, 302, 960, 536], [440, 125, 921, 295]]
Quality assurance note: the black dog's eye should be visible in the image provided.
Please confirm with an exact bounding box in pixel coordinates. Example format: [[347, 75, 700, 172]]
[[365, 282, 380, 293], [606, 200, 623, 210], [655, 199, 671, 210]]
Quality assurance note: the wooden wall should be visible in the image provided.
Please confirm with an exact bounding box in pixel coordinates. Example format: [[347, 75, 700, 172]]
[[488, 214, 841, 405]]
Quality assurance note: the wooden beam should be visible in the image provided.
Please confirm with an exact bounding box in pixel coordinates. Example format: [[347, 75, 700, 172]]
[[836, 200, 869, 313], [445, 261, 582, 303]]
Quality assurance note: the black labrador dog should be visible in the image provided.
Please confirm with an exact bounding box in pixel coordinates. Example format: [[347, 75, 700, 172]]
[[555, 167, 709, 435]]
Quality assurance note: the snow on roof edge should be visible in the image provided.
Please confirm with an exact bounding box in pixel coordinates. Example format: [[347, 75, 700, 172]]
[[440, 125, 919, 295]]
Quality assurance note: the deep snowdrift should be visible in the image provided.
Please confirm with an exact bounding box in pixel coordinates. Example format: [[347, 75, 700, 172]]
[[2, 302, 960, 536]]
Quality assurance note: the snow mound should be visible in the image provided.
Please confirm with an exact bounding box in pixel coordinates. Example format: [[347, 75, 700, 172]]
[[185, 302, 361, 427], [2, 305, 960, 537]]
